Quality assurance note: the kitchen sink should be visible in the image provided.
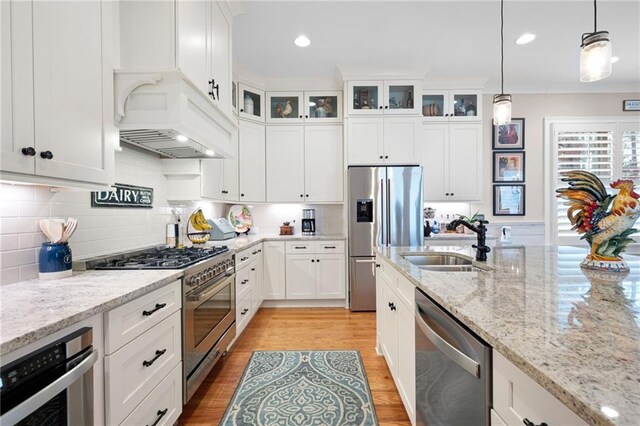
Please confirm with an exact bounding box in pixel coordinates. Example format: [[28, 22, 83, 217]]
[[403, 254, 473, 267], [402, 253, 484, 272]]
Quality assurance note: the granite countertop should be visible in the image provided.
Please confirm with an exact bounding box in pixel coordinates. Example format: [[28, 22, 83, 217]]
[[0, 269, 183, 355], [425, 232, 497, 240], [377, 244, 640, 426], [208, 233, 346, 252]]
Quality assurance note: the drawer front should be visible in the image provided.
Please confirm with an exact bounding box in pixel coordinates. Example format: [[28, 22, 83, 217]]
[[105, 311, 182, 425], [396, 274, 415, 311], [316, 240, 345, 254], [105, 280, 181, 354], [249, 243, 263, 261], [120, 362, 182, 426], [377, 257, 396, 285], [236, 292, 252, 335], [286, 241, 316, 253], [493, 350, 588, 426], [235, 247, 253, 270], [236, 265, 252, 300]]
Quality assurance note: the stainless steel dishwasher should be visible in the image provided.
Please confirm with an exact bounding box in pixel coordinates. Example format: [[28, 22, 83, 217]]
[[415, 288, 491, 426]]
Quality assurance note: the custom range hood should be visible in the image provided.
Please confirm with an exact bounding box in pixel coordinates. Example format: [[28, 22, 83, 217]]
[[115, 70, 237, 159]]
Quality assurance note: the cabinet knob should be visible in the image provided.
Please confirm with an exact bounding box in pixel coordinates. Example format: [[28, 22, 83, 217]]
[[316, 259, 320, 262], [523, 419, 549, 426], [241, 193, 245, 197], [305, 115, 309, 118], [39, 150, 53, 160], [385, 155, 388, 159], [300, 194, 304, 198], [445, 193, 450, 196], [21, 147, 36, 156], [379, 155, 383, 159], [451, 193, 454, 196], [311, 259, 315, 263], [299, 115, 303, 118], [379, 106, 383, 109], [240, 108, 244, 112], [384, 106, 389, 109], [306, 194, 309, 198]]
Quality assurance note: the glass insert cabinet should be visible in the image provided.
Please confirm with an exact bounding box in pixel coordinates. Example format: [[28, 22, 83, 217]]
[[421, 89, 482, 121], [239, 83, 265, 122], [347, 80, 422, 116], [266, 91, 342, 123]]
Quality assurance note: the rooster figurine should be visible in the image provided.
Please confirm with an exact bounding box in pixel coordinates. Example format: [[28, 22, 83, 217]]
[[557, 170, 640, 271], [281, 99, 292, 118]]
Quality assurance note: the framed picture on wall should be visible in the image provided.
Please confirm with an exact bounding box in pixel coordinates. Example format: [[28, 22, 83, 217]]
[[493, 117, 525, 149], [493, 184, 525, 216], [493, 151, 525, 182]]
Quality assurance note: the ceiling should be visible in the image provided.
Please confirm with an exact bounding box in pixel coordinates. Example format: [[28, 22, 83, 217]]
[[233, 0, 640, 93]]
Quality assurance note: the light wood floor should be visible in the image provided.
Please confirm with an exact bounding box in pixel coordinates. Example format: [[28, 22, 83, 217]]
[[179, 308, 411, 425]]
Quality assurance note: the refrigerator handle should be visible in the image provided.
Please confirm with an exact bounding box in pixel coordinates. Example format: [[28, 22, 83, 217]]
[[380, 178, 386, 246], [387, 179, 391, 246]]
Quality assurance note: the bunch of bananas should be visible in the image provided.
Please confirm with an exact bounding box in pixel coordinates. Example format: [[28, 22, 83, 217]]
[[189, 209, 211, 244]]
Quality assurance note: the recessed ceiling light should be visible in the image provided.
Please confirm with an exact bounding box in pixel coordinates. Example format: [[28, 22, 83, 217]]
[[176, 134, 188, 142], [515, 33, 536, 45], [205, 150, 215, 157], [294, 35, 311, 47], [611, 56, 620, 63]]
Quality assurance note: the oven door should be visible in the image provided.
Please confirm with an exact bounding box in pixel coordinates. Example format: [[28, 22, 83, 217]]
[[183, 274, 235, 377]]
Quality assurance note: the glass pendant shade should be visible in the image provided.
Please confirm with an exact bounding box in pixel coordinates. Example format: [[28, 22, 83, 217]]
[[493, 94, 512, 125], [580, 31, 612, 82]]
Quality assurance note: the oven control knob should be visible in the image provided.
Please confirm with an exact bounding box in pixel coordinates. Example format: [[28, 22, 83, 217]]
[[207, 268, 214, 278], [189, 276, 197, 286]]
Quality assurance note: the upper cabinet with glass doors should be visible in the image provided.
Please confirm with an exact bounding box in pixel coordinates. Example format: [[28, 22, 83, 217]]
[[239, 83, 265, 122], [266, 91, 342, 123], [347, 80, 422, 116], [421, 89, 482, 122]]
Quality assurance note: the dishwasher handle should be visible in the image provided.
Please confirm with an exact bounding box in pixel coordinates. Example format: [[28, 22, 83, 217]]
[[416, 305, 480, 378]]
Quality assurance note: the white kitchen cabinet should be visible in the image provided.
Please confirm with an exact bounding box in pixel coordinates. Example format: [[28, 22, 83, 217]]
[[266, 91, 305, 123], [283, 241, 346, 300], [286, 255, 317, 299], [422, 123, 482, 202], [304, 126, 344, 202], [263, 241, 286, 300], [304, 91, 342, 123], [266, 125, 343, 203], [239, 83, 265, 123], [266, 126, 305, 202], [347, 79, 422, 116], [1, 0, 115, 186], [493, 350, 588, 426], [119, 0, 233, 114], [376, 256, 416, 425], [347, 117, 419, 165], [251, 255, 264, 311], [238, 120, 266, 202], [316, 254, 346, 299], [163, 153, 238, 202], [201, 158, 238, 201], [421, 89, 482, 122]]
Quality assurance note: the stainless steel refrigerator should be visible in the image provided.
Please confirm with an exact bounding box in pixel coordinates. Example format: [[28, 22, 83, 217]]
[[348, 166, 423, 311]]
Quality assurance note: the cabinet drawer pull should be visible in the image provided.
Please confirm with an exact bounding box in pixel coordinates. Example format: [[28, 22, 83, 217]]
[[241, 279, 249, 284], [142, 303, 167, 317], [142, 349, 167, 367], [523, 419, 548, 426], [375, 264, 380, 268], [251, 268, 256, 271], [241, 256, 249, 261], [146, 408, 168, 426], [324, 246, 336, 249], [241, 308, 249, 315], [294, 246, 307, 249]]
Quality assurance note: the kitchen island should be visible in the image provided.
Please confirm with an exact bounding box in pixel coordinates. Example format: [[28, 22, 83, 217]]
[[377, 244, 639, 426]]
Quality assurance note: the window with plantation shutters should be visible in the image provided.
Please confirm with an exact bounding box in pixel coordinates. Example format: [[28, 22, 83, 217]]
[[551, 120, 640, 245]]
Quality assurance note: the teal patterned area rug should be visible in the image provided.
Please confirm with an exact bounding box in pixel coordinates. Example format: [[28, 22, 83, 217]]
[[220, 350, 378, 426]]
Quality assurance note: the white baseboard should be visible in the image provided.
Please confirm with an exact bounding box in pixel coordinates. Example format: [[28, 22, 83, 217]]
[[261, 299, 347, 308]]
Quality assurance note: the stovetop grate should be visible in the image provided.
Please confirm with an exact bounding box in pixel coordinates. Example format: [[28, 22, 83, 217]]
[[92, 246, 229, 270]]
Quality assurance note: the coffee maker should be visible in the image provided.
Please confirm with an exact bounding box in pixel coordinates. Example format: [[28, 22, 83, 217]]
[[302, 209, 316, 236]]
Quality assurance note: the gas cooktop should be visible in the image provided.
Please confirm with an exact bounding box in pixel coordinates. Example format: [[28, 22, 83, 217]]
[[91, 246, 229, 270]]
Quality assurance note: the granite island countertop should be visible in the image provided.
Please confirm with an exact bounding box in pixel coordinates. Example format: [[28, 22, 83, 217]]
[[377, 244, 640, 426], [0, 269, 183, 355]]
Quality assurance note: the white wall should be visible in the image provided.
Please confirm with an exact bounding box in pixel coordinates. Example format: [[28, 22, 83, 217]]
[[471, 92, 640, 225], [0, 148, 227, 285]]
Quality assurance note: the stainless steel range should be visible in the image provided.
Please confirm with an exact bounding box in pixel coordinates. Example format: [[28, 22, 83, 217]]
[[84, 245, 236, 403]]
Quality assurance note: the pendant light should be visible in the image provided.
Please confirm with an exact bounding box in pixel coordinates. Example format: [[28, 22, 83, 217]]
[[580, 0, 611, 82], [493, 0, 512, 125]]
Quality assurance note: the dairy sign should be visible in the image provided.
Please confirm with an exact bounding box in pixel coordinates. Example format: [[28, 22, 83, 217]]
[[91, 183, 153, 208]]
